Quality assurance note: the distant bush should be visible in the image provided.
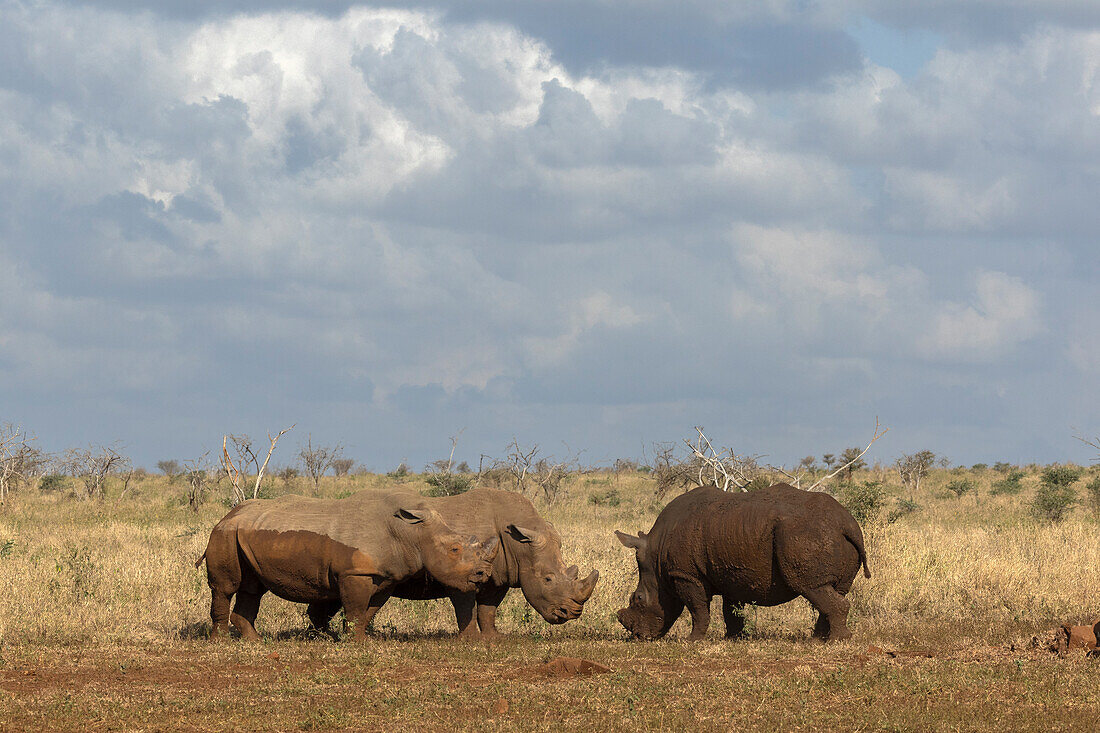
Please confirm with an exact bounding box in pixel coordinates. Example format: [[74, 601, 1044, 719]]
[[156, 460, 181, 477], [38, 474, 67, 493], [971, 463, 988, 471], [990, 470, 1025, 496], [387, 463, 409, 480], [278, 466, 299, 481], [1085, 475, 1100, 518], [839, 480, 887, 524], [744, 476, 772, 492], [993, 462, 1014, 474], [945, 478, 975, 498], [331, 459, 354, 477], [1030, 466, 1083, 523], [588, 488, 622, 507], [887, 497, 921, 524], [423, 472, 472, 497]]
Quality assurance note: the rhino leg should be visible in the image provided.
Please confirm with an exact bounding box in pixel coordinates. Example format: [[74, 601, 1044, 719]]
[[450, 592, 480, 638], [670, 576, 710, 641], [230, 588, 265, 641], [474, 584, 510, 639], [307, 601, 341, 637], [802, 585, 852, 642], [811, 611, 830, 639], [721, 598, 746, 638], [209, 588, 233, 640], [339, 575, 387, 641]]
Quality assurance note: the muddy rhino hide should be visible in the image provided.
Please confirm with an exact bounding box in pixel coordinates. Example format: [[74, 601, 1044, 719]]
[[1056, 620, 1100, 655]]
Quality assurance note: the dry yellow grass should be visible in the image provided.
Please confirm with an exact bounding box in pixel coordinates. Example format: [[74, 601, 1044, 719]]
[[2, 467, 1100, 730]]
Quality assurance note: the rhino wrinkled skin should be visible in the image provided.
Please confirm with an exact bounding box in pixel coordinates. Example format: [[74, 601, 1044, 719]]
[[306, 488, 599, 639], [197, 492, 499, 641], [616, 483, 871, 642]]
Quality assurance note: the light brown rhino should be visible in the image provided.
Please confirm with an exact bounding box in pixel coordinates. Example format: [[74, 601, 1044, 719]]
[[196, 492, 499, 641], [304, 488, 599, 639]]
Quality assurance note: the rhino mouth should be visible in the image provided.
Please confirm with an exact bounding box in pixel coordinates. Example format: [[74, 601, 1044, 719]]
[[616, 607, 660, 640], [548, 602, 585, 623]]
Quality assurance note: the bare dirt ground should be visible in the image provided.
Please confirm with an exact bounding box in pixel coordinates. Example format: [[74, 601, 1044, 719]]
[[2, 633, 1098, 732]]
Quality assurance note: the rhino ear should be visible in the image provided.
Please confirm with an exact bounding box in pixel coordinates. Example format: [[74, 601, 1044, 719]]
[[395, 507, 434, 524], [506, 524, 541, 544], [615, 530, 647, 550]]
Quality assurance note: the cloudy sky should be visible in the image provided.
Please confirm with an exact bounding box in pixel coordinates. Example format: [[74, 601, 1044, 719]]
[[2, 0, 1098, 470]]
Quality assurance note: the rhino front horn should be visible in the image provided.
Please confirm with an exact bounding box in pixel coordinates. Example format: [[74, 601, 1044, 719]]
[[574, 570, 599, 603]]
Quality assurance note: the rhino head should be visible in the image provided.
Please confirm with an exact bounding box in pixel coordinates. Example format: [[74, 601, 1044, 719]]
[[506, 523, 599, 624], [396, 508, 500, 593], [615, 529, 678, 640]]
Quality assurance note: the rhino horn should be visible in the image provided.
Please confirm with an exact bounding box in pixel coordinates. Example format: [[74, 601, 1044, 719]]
[[479, 536, 501, 563], [573, 570, 599, 603], [565, 564, 579, 580]]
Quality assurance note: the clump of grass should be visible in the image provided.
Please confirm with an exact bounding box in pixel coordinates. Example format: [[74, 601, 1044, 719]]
[[838, 480, 887, 524], [945, 478, 975, 498], [1030, 466, 1083, 523], [588, 488, 621, 507], [887, 497, 921, 524]]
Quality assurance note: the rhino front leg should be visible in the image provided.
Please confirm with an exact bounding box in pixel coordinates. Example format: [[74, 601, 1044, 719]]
[[671, 574, 710, 641], [307, 601, 341, 638], [450, 592, 480, 638], [475, 584, 510, 640], [802, 585, 852, 642], [338, 575, 377, 641]]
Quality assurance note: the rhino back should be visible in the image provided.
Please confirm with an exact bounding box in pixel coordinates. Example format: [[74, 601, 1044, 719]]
[[648, 484, 857, 605]]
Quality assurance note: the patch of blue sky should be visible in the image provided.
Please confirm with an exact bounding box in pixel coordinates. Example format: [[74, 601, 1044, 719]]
[[847, 16, 943, 78]]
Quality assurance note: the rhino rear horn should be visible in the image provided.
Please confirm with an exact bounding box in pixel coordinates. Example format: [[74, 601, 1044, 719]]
[[573, 570, 599, 603], [479, 536, 501, 563], [565, 564, 579, 580]]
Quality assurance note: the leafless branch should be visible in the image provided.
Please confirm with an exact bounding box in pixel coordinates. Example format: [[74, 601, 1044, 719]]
[[807, 418, 889, 492], [254, 425, 293, 498]]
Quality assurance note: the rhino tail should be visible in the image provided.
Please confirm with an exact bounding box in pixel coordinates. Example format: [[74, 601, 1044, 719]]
[[843, 523, 871, 579], [194, 550, 207, 569]]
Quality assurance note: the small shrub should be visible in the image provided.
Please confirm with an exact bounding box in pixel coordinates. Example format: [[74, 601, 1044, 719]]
[[744, 476, 772, 492], [887, 497, 921, 524], [839, 480, 887, 524], [386, 463, 409, 480], [945, 478, 975, 498], [588, 488, 621, 507], [38, 474, 67, 493], [1030, 466, 1082, 523], [993, 461, 1014, 474], [971, 463, 988, 471], [990, 470, 1025, 495], [1085, 475, 1100, 517], [423, 472, 472, 497]]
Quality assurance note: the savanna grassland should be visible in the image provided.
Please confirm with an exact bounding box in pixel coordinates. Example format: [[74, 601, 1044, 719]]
[[2, 464, 1100, 731]]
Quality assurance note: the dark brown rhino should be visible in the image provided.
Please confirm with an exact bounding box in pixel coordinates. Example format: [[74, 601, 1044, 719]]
[[196, 492, 499, 641], [305, 488, 599, 639], [616, 483, 870, 642]]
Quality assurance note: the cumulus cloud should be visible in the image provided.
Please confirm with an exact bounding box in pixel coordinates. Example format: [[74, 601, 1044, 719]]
[[0, 0, 1093, 464]]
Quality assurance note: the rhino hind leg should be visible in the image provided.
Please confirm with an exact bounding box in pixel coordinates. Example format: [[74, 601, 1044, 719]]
[[721, 598, 746, 638], [802, 585, 852, 642], [230, 588, 265, 641], [209, 588, 234, 640]]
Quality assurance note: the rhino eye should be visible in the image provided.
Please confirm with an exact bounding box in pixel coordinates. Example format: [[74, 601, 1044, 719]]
[[544, 576, 553, 583]]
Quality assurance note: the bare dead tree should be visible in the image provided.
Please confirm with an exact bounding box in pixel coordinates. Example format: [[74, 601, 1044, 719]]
[[896, 450, 936, 495], [1075, 433, 1100, 462], [0, 424, 37, 506], [332, 458, 355, 477], [683, 427, 766, 491], [298, 433, 341, 493], [648, 442, 696, 501], [221, 425, 293, 505], [504, 438, 539, 495], [64, 445, 129, 500], [184, 453, 213, 512], [531, 454, 578, 506]]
